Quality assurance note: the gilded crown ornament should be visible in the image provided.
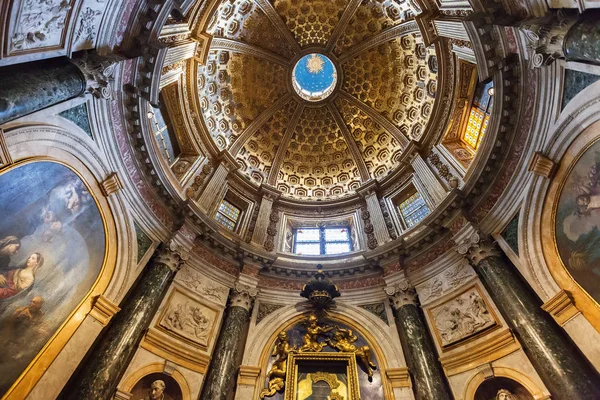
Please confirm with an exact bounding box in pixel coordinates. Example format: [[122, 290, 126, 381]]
[[300, 264, 340, 309]]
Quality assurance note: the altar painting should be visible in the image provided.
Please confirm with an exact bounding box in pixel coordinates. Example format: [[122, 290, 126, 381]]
[[555, 139, 600, 303], [0, 161, 106, 395]]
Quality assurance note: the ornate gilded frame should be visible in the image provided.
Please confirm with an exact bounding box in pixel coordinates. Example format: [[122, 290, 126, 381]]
[[0, 157, 116, 400], [285, 352, 361, 400], [541, 123, 600, 332]]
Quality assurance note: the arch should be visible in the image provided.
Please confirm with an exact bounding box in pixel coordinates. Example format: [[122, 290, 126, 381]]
[[522, 77, 600, 332], [463, 366, 548, 400], [1, 123, 134, 399], [120, 361, 193, 400], [245, 303, 407, 400]]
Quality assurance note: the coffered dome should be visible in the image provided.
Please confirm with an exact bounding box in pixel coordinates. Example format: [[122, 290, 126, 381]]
[[196, 0, 441, 200]]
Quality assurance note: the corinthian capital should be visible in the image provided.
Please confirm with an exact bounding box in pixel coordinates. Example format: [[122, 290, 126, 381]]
[[230, 282, 259, 311], [152, 242, 186, 273], [385, 283, 419, 310], [456, 231, 501, 266]]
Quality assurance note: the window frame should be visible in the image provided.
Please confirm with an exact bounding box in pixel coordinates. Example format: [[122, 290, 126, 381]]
[[461, 79, 494, 152], [293, 226, 353, 256], [215, 199, 242, 232], [397, 191, 431, 230]]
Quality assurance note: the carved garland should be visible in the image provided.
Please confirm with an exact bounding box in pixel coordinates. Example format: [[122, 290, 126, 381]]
[[360, 206, 378, 250]]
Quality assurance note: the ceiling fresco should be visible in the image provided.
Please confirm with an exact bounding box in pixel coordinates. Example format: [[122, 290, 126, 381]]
[[195, 0, 441, 200]]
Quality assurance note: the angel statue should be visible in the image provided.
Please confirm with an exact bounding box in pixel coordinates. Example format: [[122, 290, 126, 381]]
[[299, 314, 334, 352], [496, 389, 517, 400], [328, 327, 377, 378], [260, 331, 297, 398]]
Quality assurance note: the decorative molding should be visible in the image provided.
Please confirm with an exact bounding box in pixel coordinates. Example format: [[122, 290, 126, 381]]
[[415, 260, 476, 305], [325, 0, 362, 53], [141, 328, 211, 373], [385, 367, 412, 388], [88, 294, 120, 326], [210, 38, 288, 66], [528, 151, 556, 178], [359, 303, 389, 325], [541, 289, 581, 326], [266, 102, 304, 185], [439, 329, 521, 376], [253, 0, 301, 55], [256, 302, 285, 324], [339, 21, 420, 63], [0, 129, 13, 166], [238, 365, 261, 386], [100, 172, 123, 196], [113, 389, 132, 400], [175, 265, 229, 305], [70, 51, 122, 100]]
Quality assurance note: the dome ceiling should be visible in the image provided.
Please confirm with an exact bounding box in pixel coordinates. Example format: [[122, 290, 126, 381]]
[[197, 0, 440, 200]]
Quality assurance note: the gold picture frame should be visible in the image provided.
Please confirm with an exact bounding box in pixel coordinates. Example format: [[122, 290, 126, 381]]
[[285, 352, 361, 400]]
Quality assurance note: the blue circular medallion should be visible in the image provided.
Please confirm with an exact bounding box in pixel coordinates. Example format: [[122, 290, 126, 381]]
[[292, 53, 337, 102]]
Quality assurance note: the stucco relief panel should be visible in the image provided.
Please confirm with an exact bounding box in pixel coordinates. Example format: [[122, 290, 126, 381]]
[[158, 288, 219, 350], [415, 259, 476, 305], [427, 284, 499, 348], [6, 0, 76, 55], [174, 265, 229, 306], [72, 0, 110, 51]]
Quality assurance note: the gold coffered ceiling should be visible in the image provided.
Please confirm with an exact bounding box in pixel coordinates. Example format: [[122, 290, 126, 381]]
[[195, 0, 441, 200]]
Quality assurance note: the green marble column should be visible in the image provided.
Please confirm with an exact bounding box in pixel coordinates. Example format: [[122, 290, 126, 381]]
[[389, 287, 453, 400], [0, 58, 85, 125], [564, 18, 600, 65], [199, 285, 256, 400], [461, 235, 600, 399], [61, 244, 184, 400]]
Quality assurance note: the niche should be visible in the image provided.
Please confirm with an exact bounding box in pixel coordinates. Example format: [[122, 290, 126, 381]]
[[474, 377, 534, 400]]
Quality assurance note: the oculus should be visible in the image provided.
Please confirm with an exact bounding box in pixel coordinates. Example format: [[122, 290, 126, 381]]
[[292, 54, 337, 102]]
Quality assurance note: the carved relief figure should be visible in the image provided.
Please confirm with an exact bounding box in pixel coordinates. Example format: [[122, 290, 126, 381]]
[[260, 331, 297, 398], [430, 288, 496, 347], [300, 314, 333, 352], [556, 140, 600, 302], [11, 0, 73, 51], [328, 327, 377, 378], [0, 161, 105, 395], [161, 300, 212, 345]]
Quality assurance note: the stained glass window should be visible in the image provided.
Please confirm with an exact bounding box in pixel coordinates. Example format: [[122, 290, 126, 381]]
[[462, 79, 494, 151], [399, 192, 430, 228], [294, 227, 352, 255], [215, 200, 241, 231]]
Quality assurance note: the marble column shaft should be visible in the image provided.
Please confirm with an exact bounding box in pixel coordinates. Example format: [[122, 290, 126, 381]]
[[392, 289, 453, 400], [61, 246, 182, 400], [472, 248, 600, 399], [199, 290, 252, 400], [0, 58, 85, 125], [564, 18, 600, 64]]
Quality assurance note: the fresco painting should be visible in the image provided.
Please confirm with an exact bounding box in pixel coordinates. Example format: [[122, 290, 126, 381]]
[[130, 373, 183, 400], [556, 139, 600, 304], [0, 161, 106, 395]]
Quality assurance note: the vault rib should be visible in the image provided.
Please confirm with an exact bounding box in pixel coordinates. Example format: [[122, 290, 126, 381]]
[[325, 0, 362, 53], [210, 38, 290, 66], [229, 93, 293, 156], [338, 20, 419, 64], [327, 102, 370, 181], [267, 103, 305, 185], [253, 0, 301, 55], [337, 90, 410, 149]]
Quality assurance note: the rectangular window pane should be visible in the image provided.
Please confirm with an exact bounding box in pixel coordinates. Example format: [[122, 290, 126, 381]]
[[296, 228, 320, 242], [324, 228, 348, 242], [325, 242, 351, 255], [215, 212, 236, 231], [218, 200, 240, 222], [295, 243, 321, 255], [400, 192, 430, 228]]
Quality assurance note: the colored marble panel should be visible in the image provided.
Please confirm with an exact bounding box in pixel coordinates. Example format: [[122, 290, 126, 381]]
[[59, 103, 93, 138], [0, 58, 85, 124], [501, 213, 519, 255], [555, 139, 600, 303], [561, 69, 600, 110], [0, 161, 105, 396], [135, 223, 153, 263]]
